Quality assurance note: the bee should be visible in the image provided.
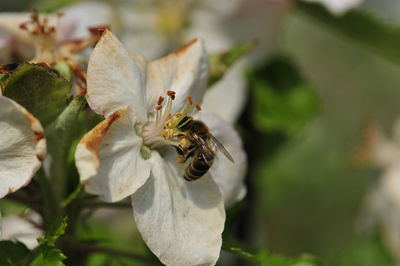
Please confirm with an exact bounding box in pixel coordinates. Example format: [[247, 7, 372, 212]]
[[175, 115, 234, 181]]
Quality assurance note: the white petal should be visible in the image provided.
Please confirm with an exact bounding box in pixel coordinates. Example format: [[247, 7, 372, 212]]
[[195, 113, 247, 207], [86, 30, 148, 122], [75, 108, 151, 202], [0, 96, 46, 198], [202, 63, 247, 123], [303, 0, 364, 15], [132, 151, 225, 266], [147, 39, 209, 113], [1, 212, 42, 249]]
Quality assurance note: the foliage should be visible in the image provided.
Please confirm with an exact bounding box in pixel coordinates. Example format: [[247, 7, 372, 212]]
[[247, 56, 320, 135], [2, 63, 70, 127], [29, 217, 68, 266]]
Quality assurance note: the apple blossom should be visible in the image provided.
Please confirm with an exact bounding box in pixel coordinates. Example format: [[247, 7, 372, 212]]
[[74, 30, 247, 266], [358, 120, 400, 264], [0, 212, 43, 249], [0, 2, 113, 65], [0, 96, 46, 198]]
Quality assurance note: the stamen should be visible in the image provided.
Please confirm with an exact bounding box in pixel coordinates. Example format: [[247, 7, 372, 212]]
[[158, 96, 165, 106], [167, 90, 176, 100], [195, 104, 201, 111]]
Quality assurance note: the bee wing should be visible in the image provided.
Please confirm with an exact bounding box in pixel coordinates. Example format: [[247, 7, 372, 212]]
[[191, 133, 214, 166], [210, 135, 235, 163]]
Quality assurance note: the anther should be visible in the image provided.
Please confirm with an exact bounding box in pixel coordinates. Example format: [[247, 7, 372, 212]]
[[167, 90, 176, 96], [19, 23, 27, 30], [187, 96, 193, 105], [156, 105, 162, 111], [195, 104, 202, 111], [158, 96, 164, 105], [167, 90, 176, 100]]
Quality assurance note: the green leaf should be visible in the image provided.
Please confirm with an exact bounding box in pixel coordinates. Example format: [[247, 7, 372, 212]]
[[29, 249, 66, 266], [222, 240, 319, 266], [0, 240, 30, 266], [208, 42, 256, 87], [41, 216, 68, 247], [28, 217, 68, 266], [298, 2, 400, 65], [2, 63, 71, 127], [248, 56, 320, 135]]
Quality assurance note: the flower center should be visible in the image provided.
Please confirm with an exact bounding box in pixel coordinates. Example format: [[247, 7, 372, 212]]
[[19, 10, 63, 63], [142, 91, 200, 151]]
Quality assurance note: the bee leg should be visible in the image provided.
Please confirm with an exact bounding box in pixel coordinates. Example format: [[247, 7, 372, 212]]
[[174, 146, 185, 164], [184, 149, 196, 163]]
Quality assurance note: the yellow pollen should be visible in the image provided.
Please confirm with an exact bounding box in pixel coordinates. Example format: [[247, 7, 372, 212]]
[[176, 155, 185, 164], [179, 137, 191, 148]]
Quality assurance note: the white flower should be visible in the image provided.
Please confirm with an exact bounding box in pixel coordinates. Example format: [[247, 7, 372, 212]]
[[303, 0, 364, 15], [74, 30, 247, 266], [359, 119, 400, 264], [0, 2, 113, 64], [0, 96, 46, 198], [1, 212, 43, 249]]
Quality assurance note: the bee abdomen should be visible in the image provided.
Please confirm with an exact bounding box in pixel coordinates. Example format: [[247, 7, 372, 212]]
[[183, 157, 214, 181]]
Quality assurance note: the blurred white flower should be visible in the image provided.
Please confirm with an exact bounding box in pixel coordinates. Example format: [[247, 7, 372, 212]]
[[75, 30, 246, 266], [359, 119, 400, 264], [303, 0, 364, 15], [1, 212, 43, 249], [0, 96, 46, 198], [0, 2, 113, 64]]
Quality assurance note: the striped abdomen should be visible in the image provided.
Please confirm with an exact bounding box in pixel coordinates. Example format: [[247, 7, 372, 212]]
[[183, 151, 214, 181]]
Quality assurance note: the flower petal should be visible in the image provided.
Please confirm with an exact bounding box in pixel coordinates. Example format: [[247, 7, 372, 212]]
[[1, 212, 43, 249], [75, 108, 151, 202], [202, 63, 247, 123], [132, 151, 225, 266], [195, 113, 247, 207], [86, 30, 148, 122], [0, 96, 46, 198], [147, 38, 209, 112]]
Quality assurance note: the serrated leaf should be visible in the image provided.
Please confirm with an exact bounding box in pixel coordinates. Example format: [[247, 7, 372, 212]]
[[248, 56, 319, 135], [208, 42, 256, 87], [298, 2, 400, 65], [42, 217, 68, 247], [29, 248, 66, 266], [2, 63, 71, 127], [28, 217, 68, 266], [0, 240, 30, 266]]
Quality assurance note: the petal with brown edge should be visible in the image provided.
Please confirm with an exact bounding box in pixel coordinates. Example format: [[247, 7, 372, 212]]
[[0, 96, 46, 198], [75, 107, 151, 202]]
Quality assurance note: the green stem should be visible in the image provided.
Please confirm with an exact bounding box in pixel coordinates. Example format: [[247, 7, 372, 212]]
[[45, 95, 86, 207]]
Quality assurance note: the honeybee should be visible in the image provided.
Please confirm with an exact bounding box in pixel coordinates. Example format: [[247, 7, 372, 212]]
[[175, 115, 234, 181]]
